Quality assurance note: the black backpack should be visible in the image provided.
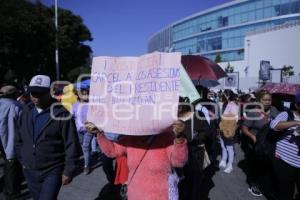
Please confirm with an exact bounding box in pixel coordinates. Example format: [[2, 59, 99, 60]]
[[186, 110, 212, 172], [255, 110, 294, 157]]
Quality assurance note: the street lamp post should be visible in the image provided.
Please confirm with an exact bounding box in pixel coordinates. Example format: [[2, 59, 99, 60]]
[[245, 39, 250, 77], [55, 0, 60, 80]]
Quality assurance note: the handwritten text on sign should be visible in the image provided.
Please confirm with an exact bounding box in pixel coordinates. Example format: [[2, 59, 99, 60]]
[[87, 52, 181, 135]]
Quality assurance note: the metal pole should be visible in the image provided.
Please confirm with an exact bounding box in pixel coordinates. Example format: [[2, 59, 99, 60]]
[[246, 39, 250, 78], [55, 0, 60, 80]]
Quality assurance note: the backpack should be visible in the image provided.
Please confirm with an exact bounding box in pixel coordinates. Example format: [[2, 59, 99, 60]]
[[255, 110, 294, 157], [186, 110, 212, 172]]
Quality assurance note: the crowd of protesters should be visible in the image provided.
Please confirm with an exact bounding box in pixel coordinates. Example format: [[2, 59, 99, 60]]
[[1, 74, 300, 200]]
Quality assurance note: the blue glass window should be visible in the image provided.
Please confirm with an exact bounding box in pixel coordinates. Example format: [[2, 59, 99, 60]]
[[218, 16, 229, 27], [273, 0, 281, 6], [280, 3, 291, 15], [241, 12, 249, 23], [256, 1, 264, 9], [264, 7, 273, 18], [240, 4, 249, 12], [249, 11, 256, 21], [222, 39, 228, 49], [248, 2, 256, 11], [281, 0, 291, 4], [274, 5, 281, 16], [235, 14, 242, 24], [228, 15, 235, 25], [196, 40, 205, 52], [228, 7, 235, 15], [291, 1, 300, 13], [264, 0, 273, 7], [256, 9, 264, 20]]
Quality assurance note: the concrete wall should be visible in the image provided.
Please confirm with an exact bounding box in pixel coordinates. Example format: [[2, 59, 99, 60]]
[[213, 23, 300, 91], [245, 23, 300, 81], [217, 60, 258, 91]]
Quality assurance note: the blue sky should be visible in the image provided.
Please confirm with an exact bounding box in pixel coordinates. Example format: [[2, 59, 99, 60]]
[[42, 0, 229, 57]]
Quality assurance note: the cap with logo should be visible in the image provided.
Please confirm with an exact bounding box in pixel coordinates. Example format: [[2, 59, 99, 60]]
[[28, 75, 51, 93]]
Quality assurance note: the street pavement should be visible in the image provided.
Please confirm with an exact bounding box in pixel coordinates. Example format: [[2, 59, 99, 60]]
[[0, 144, 267, 200]]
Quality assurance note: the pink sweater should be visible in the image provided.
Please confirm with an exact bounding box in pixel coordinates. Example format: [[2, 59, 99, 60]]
[[97, 132, 188, 200]]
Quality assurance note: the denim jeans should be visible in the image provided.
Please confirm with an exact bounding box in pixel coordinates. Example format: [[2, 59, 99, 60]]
[[91, 136, 98, 152], [23, 167, 63, 200], [82, 132, 94, 167]]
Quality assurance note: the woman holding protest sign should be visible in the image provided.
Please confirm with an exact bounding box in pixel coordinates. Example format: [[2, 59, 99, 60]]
[[84, 120, 187, 200]]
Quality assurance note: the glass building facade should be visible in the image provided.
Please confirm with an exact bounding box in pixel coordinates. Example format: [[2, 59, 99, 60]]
[[148, 0, 300, 62]]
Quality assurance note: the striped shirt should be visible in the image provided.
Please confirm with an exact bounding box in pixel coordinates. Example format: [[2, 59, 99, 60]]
[[270, 111, 300, 168]]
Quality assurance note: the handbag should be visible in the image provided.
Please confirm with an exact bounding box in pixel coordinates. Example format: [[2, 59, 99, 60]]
[[168, 168, 179, 200], [120, 184, 128, 200], [219, 114, 238, 138]]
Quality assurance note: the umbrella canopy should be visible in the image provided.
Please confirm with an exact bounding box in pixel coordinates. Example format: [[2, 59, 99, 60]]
[[181, 55, 227, 81], [259, 82, 300, 95], [192, 79, 220, 88]]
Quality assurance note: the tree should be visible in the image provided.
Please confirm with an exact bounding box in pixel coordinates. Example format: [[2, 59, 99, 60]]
[[214, 54, 222, 63], [0, 0, 93, 84], [282, 65, 294, 77], [225, 62, 234, 73]]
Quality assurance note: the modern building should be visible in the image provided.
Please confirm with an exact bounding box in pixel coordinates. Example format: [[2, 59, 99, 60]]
[[148, 0, 300, 90]]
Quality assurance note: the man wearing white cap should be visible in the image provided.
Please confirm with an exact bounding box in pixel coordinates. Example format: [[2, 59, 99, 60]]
[[15, 75, 82, 200], [0, 85, 23, 199]]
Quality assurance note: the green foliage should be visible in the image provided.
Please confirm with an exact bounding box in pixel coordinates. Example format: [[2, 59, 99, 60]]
[[214, 54, 222, 63], [0, 0, 92, 84], [225, 62, 234, 73], [282, 65, 294, 77]]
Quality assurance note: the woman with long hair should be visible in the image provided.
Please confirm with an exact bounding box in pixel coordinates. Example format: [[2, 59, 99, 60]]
[[219, 89, 239, 173], [241, 90, 279, 197]]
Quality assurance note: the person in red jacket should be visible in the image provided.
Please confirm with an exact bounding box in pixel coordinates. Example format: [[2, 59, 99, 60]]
[[85, 120, 187, 200]]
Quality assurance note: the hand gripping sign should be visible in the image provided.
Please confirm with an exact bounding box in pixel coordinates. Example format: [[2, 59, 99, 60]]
[[87, 52, 182, 136]]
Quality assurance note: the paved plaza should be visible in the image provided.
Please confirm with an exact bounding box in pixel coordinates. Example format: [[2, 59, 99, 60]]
[[0, 145, 267, 200]]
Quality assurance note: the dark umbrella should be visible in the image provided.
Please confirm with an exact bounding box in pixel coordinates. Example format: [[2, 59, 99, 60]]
[[259, 82, 300, 95], [181, 55, 227, 81], [192, 79, 220, 87]]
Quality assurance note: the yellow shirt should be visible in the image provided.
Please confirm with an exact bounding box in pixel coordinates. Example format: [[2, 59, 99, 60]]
[[61, 84, 77, 112]]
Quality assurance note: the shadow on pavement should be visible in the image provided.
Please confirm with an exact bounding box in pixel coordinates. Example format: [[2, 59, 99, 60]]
[[73, 152, 104, 178], [94, 183, 122, 200]]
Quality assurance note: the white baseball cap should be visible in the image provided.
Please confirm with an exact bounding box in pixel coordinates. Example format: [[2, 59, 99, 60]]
[[28, 75, 51, 93]]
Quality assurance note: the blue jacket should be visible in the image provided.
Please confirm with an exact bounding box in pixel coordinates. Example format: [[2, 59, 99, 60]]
[[15, 100, 82, 177], [0, 98, 23, 159]]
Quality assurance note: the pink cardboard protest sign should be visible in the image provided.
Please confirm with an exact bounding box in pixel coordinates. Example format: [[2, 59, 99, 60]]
[[87, 52, 181, 135]]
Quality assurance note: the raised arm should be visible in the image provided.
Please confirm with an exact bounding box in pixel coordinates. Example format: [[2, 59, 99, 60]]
[[85, 122, 126, 158], [96, 133, 126, 158]]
